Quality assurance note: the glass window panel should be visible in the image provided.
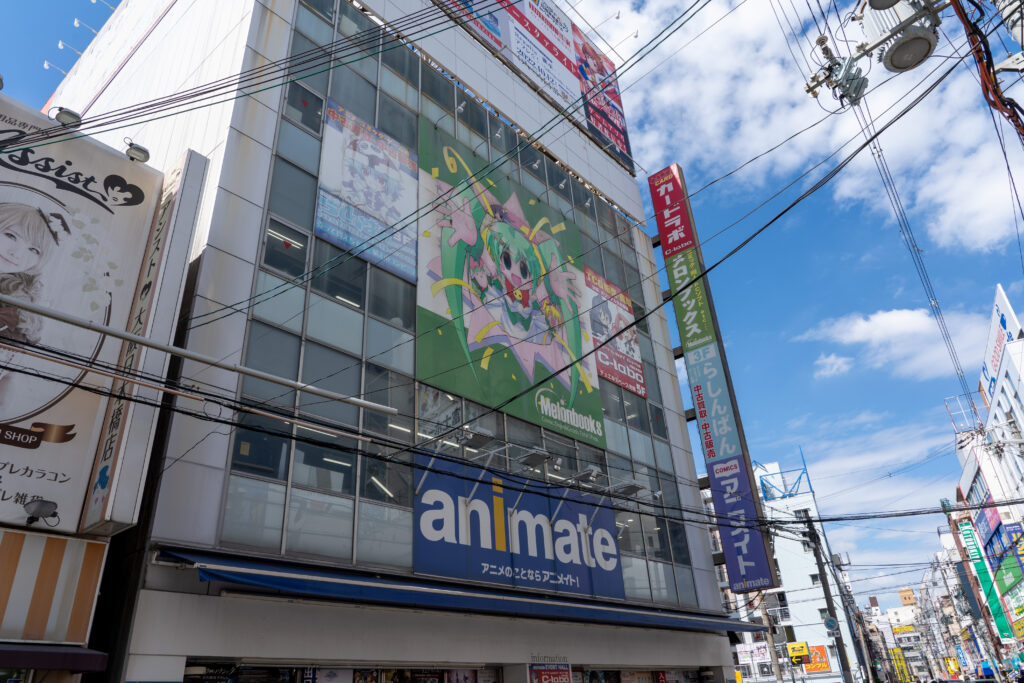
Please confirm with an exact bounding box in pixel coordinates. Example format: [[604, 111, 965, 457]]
[[638, 332, 654, 363], [329, 65, 376, 124], [649, 404, 668, 440], [546, 158, 570, 201], [580, 232, 602, 276], [378, 93, 416, 151], [653, 438, 673, 471], [241, 321, 300, 406], [367, 266, 415, 330], [633, 301, 649, 334], [263, 218, 309, 278], [284, 83, 324, 133], [221, 475, 285, 549], [602, 245, 625, 289], [600, 382, 624, 422], [621, 240, 639, 271], [286, 488, 354, 559], [628, 428, 654, 466], [307, 293, 364, 355], [606, 452, 632, 486], [668, 519, 692, 565], [604, 419, 629, 457], [598, 202, 616, 231], [302, 0, 335, 21], [365, 317, 414, 374], [577, 212, 599, 240], [457, 94, 488, 137], [675, 564, 698, 606], [571, 179, 592, 210], [290, 32, 329, 94], [649, 559, 678, 604], [231, 412, 292, 480], [617, 213, 634, 246], [576, 443, 608, 488], [359, 445, 413, 507], [660, 472, 681, 515], [269, 156, 317, 229], [357, 500, 413, 567], [623, 392, 651, 432], [277, 119, 321, 174], [463, 401, 506, 469], [491, 115, 517, 154], [421, 65, 454, 112], [615, 511, 644, 554], [363, 363, 414, 439], [380, 65, 418, 111], [252, 270, 304, 333], [643, 362, 661, 404], [292, 427, 358, 494], [519, 146, 546, 187], [381, 35, 418, 85], [544, 431, 577, 479], [421, 97, 453, 135], [336, 34, 379, 83], [338, 0, 374, 34], [299, 342, 361, 427], [621, 555, 651, 601], [416, 384, 463, 457], [311, 238, 366, 309], [642, 515, 671, 561], [507, 417, 544, 474]]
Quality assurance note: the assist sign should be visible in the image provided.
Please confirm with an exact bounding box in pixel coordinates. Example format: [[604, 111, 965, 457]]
[[787, 642, 809, 666]]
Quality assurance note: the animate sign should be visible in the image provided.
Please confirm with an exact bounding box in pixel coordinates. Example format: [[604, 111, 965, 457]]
[[413, 454, 625, 598], [786, 642, 809, 666]]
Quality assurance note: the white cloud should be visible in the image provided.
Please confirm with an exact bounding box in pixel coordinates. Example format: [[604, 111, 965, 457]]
[[813, 352, 853, 379], [797, 308, 987, 380]]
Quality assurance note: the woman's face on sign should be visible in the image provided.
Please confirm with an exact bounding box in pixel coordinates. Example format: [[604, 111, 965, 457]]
[[0, 223, 41, 274]]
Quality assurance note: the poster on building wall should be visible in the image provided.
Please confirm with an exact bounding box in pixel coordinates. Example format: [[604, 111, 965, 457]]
[[0, 94, 162, 532], [530, 665, 572, 683], [980, 284, 1021, 408], [413, 453, 625, 597], [441, 0, 508, 50], [584, 266, 644, 397], [416, 116, 605, 448], [504, 0, 582, 121], [571, 25, 632, 168], [315, 99, 418, 283], [649, 163, 775, 594], [803, 646, 830, 674]]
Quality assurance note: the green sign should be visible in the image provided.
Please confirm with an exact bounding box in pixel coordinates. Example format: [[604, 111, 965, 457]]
[[1005, 582, 1024, 619], [666, 248, 715, 352], [960, 522, 1014, 639], [415, 117, 606, 447], [998, 555, 1024, 593]]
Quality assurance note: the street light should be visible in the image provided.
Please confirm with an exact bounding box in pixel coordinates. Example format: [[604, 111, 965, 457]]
[[43, 61, 69, 77], [90, 0, 116, 10], [57, 40, 83, 56], [74, 17, 98, 34]]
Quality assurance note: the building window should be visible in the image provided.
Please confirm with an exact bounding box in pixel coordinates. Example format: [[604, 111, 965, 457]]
[[810, 573, 821, 585]]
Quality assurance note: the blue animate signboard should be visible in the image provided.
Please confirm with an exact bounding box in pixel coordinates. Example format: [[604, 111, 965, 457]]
[[413, 453, 625, 598]]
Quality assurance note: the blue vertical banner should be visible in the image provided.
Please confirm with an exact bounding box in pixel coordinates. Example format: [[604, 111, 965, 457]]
[[413, 453, 625, 598], [649, 164, 776, 593]]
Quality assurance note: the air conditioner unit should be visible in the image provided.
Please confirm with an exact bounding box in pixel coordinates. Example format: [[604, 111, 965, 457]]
[[862, 0, 939, 72]]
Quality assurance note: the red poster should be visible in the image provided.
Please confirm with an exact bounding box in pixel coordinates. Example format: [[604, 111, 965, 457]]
[[585, 266, 645, 397], [647, 164, 694, 258]]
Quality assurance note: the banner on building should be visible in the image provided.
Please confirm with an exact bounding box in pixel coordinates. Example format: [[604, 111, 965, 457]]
[[1014, 616, 1024, 642], [649, 163, 775, 593], [584, 266, 645, 397], [416, 117, 605, 447], [413, 453, 625, 598], [890, 648, 912, 683], [804, 646, 830, 674], [530, 665, 572, 683], [892, 625, 916, 634], [440, 0, 507, 50], [571, 26, 632, 168], [315, 99, 418, 283], [0, 94, 163, 532], [504, 0, 581, 121], [980, 284, 1021, 407], [959, 520, 1014, 640]]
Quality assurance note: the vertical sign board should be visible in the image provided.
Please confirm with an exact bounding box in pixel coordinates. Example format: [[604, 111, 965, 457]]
[[0, 94, 162, 532], [649, 163, 775, 593], [959, 520, 1015, 640], [890, 648, 912, 683], [413, 453, 625, 598], [980, 284, 1021, 408]]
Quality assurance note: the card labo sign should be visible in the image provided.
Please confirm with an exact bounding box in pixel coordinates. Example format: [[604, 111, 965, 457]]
[[414, 454, 625, 598]]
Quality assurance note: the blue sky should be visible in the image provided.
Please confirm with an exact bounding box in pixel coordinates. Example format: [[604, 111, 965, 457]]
[[4, 0, 1023, 608]]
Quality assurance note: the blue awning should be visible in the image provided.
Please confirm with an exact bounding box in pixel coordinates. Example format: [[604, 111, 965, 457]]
[[159, 548, 765, 634]]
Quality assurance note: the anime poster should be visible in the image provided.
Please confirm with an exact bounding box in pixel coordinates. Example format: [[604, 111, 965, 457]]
[[0, 94, 162, 531], [415, 116, 605, 448], [440, 0, 508, 51], [446, 671, 477, 683], [571, 25, 632, 168], [584, 266, 644, 397], [504, 0, 581, 120], [315, 99, 418, 282]]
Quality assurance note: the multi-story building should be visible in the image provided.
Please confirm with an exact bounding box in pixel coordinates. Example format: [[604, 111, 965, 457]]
[[885, 590, 930, 680], [38, 0, 760, 681]]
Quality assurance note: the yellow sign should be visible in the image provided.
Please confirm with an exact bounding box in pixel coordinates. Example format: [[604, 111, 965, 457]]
[[892, 625, 916, 634], [804, 645, 830, 674], [1013, 616, 1024, 642], [890, 648, 913, 683], [944, 657, 960, 674], [787, 642, 809, 666], [735, 671, 742, 683]]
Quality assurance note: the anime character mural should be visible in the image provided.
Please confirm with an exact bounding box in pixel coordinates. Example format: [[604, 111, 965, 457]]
[[416, 117, 605, 447], [571, 25, 632, 168]]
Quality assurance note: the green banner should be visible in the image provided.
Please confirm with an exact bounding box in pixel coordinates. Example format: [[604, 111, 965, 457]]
[[961, 522, 1014, 639], [415, 117, 605, 447], [666, 248, 715, 352], [998, 555, 1024, 593]]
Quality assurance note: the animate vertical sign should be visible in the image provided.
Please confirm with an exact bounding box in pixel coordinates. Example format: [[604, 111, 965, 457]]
[[584, 266, 645, 397], [979, 284, 1021, 408], [959, 520, 1014, 640], [649, 163, 775, 593]]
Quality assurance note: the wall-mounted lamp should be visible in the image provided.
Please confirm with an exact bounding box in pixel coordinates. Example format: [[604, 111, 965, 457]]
[[58, 40, 83, 57], [530, 159, 541, 170], [43, 61, 69, 77], [558, 179, 567, 190], [51, 107, 83, 128], [124, 137, 150, 163], [74, 17, 99, 35], [25, 499, 58, 526]]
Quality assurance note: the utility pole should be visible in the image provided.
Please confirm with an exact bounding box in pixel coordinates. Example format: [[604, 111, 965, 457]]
[[759, 597, 785, 683], [806, 519, 855, 683]]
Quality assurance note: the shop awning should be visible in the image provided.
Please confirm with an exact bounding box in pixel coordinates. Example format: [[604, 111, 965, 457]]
[[159, 548, 765, 634], [0, 643, 107, 671]]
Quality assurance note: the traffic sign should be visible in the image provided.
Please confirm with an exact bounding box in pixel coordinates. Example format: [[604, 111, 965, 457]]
[[823, 616, 839, 631]]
